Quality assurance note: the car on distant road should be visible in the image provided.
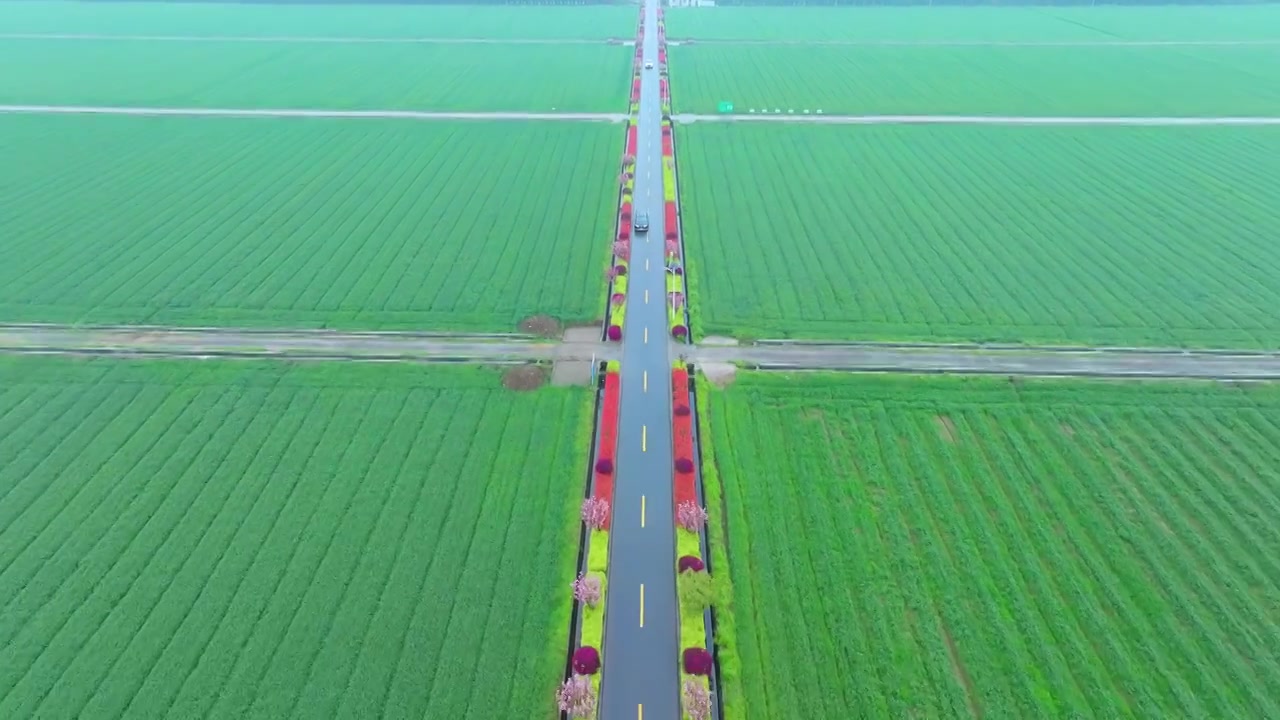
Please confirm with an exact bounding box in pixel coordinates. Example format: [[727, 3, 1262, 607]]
[[634, 212, 649, 233], [644, 62, 654, 70]]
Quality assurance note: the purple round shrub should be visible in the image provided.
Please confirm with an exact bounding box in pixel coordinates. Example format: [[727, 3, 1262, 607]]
[[573, 646, 601, 675], [678, 555, 705, 573], [607, 325, 623, 341], [611, 293, 625, 307], [674, 457, 694, 474], [595, 458, 614, 475], [674, 267, 684, 275], [614, 265, 627, 276], [672, 325, 688, 338], [674, 404, 691, 417], [683, 648, 713, 676]]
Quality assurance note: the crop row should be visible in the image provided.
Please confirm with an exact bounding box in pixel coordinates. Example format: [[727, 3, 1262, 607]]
[[1, 115, 620, 331], [663, 6, 1280, 43], [0, 356, 588, 719], [2, 38, 633, 112], [666, 44, 1280, 116], [676, 122, 1280, 347], [702, 371, 1280, 719]]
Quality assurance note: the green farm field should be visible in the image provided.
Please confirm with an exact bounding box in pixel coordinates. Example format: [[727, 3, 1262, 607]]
[[0, 114, 617, 330], [0, 356, 586, 719], [700, 372, 1280, 719], [1, 2, 637, 39], [669, 44, 1280, 116], [0, 38, 629, 112], [678, 123, 1280, 347], [666, 5, 1280, 42]]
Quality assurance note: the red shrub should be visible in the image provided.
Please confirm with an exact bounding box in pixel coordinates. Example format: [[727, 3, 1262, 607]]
[[594, 371, 621, 514]]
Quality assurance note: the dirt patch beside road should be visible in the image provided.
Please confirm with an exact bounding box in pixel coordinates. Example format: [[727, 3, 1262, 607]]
[[503, 365, 548, 391]]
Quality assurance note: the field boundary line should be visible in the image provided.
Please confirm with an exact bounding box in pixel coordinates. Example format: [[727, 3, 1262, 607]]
[[0, 322, 537, 341], [0, 105, 628, 122], [668, 38, 1280, 47], [673, 113, 1280, 126], [0, 32, 631, 45]]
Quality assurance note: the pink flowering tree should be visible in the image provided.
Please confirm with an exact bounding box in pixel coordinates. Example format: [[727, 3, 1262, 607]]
[[612, 240, 631, 260], [582, 497, 610, 530], [665, 239, 680, 257], [557, 675, 597, 718], [683, 679, 713, 720], [573, 573, 603, 608], [676, 500, 708, 534], [605, 266, 619, 281]]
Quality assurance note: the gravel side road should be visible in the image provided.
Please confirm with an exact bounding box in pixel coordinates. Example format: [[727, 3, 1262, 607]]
[[5, 325, 1278, 379], [0, 326, 620, 363], [691, 344, 1280, 380], [0, 33, 630, 45], [673, 113, 1280, 126], [667, 39, 1280, 47], [0, 105, 629, 122]]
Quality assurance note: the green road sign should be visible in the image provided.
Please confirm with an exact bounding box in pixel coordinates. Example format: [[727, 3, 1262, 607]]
[[716, 101, 734, 113]]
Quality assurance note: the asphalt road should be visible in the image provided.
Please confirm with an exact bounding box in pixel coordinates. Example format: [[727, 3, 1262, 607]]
[[597, 1, 681, 718]]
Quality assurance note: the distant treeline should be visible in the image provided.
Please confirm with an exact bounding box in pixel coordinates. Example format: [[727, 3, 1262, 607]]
[[709, 0, 1272, 5]]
